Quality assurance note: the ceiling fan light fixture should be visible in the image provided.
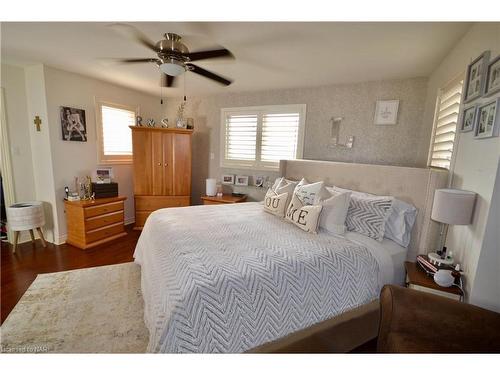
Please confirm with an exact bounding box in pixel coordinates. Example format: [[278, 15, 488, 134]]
[[159, 59, 185, 76]]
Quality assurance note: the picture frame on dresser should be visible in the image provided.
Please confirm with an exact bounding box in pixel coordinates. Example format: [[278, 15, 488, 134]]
[[474, 98, 500, 139], [463, 50, 490, 103], [460, 104, 477, 133], [485, 55, 500, 97]]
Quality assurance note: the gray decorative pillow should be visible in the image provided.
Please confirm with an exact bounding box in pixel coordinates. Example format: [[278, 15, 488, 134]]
[[345, 195, 393, 241]]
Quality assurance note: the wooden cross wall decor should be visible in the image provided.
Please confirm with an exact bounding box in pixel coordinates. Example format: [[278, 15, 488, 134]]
[[34, 116, 42, 132]]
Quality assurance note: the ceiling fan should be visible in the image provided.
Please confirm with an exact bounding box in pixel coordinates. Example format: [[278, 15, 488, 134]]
[[108, 24, 234, 87]]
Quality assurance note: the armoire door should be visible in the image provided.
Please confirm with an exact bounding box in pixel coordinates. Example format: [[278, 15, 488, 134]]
[[152, 132, 165, 195], [132, 129, 153, 195], [172, 133, 192, 196], [162, 133, 173, 196]]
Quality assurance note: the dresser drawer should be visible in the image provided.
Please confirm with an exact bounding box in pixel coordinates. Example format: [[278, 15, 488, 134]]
[[85, 210, 124, 231], [135, 196, 190, 211], [86, 222, 124, 243], [84, 201, 123, 218]]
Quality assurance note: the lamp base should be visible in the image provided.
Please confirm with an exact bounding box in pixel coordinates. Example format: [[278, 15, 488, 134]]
[[428, 252, 454, 266]]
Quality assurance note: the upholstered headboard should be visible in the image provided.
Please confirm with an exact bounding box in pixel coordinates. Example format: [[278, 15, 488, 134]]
[[279, 159, 448, 260]]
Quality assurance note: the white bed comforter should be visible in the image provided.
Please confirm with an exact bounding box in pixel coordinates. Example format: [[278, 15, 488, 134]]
[[134, 202, 391, 353]]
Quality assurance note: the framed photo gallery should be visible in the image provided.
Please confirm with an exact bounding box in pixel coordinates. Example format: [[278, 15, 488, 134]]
[[459, 50, 500, 139]]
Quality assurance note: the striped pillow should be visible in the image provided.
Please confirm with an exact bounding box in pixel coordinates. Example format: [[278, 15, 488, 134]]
[[346, 195, 393, 241]]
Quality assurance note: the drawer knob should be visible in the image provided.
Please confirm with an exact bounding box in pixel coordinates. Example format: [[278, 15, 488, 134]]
[[158, 162, 162, 166]]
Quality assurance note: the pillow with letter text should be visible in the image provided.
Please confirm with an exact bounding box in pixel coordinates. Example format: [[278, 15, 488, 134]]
[[263, 189, 289, 218], [285, 194, 323, 233]]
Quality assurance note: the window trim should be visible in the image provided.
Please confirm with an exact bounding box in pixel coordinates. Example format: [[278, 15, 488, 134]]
[[220, 104, 306, 171], [427, 74, 464, 171], [95, 99, 139, 165]]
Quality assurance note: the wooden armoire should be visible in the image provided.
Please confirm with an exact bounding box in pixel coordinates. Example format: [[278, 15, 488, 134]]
[[130, 126, 193, 229]]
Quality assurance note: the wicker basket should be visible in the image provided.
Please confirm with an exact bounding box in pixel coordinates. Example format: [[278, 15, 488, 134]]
[[6, 201, 45, 231]]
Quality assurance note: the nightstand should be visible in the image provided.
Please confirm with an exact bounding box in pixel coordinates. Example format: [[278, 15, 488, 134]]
[[404, 261, 464, 302], [201, 194, 248, 205]]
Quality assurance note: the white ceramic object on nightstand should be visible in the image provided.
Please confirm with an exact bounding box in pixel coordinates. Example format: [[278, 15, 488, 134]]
[[434, 269, 455, 287]]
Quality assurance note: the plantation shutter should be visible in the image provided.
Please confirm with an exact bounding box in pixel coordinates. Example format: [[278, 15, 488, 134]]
[[428, 79, 463, 169], [261, 113, 301, 162], [224, 114, 258, 162], [101, 105, 136, 156]]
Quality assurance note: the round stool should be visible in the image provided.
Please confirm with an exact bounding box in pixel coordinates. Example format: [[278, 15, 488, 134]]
[[6, 201, 47, 253]]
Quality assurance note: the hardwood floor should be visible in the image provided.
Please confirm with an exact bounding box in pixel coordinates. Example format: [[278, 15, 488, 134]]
[[0, 224, 140, 324]]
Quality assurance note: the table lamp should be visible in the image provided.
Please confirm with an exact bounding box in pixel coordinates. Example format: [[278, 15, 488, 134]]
[[429, 188, 476, 265]]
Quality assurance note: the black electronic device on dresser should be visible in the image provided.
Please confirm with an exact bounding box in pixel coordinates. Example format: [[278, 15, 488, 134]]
[[91, 182, 118, 198]]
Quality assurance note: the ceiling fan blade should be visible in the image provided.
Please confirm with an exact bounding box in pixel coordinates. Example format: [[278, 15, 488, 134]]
[[186, 64, 232, 86], [116, 58, 160, 64], [185, 48, 233, 62], [108, 23, 159, 52], [161, 73, 176, 87]]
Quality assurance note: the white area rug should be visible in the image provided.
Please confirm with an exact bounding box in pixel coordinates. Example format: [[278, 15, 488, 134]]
[[0, 262, 149, 353]]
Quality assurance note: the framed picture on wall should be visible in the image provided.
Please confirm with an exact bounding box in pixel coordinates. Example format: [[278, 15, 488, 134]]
[[60, 106, 87, 142], [374, 100, 399, 125], [485, 55, 500, 96], [235, 175, 249, 186], [222, 174, 234, 185], [463, 51, 490, 103], [459, 104, 477, 133], [474, 98, 499, 139]]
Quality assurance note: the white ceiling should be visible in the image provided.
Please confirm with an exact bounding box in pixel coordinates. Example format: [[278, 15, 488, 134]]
[[1, 22, 471, 97]]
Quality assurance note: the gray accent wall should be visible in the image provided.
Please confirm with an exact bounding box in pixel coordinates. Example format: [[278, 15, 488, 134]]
[[166, 77, 429, 204]]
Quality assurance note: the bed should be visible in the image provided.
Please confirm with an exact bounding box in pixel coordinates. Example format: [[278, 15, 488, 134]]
[[134, 160, 448, 353]]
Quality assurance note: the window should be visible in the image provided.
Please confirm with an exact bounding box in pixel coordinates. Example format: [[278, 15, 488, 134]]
[[221, 104, 306, 170], [428, 77, 464, 170], [96, 101, 137, 164]]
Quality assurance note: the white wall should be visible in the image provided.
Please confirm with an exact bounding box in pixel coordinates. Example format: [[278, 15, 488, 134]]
[[24, 65, 59, 242], [1, 64, 36, 203], [42, 65, 164, 243], [422, 22, 500, 303], [167, 77, 429, 204]]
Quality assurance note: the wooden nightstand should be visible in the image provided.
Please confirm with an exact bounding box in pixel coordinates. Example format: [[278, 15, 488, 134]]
[[404, 261, 464, 301], [201, 194, 248, 205]]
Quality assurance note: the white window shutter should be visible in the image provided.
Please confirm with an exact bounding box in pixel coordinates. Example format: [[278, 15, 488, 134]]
[[261, 113, 301, 162], [429, 80, 463, 170], [224, 114, 258, 161], [101, 105, 135, 156]]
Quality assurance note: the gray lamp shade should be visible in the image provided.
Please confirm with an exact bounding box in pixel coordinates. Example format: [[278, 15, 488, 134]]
[[431, 188, 476, 225]]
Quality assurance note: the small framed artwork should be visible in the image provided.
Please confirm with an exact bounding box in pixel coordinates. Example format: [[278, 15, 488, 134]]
[[60, 106, 87, 142], [460, 105, 477, 133], [222, 174, 234, 185], [235, 175, 249, 186], [485, 55, 500, 97], [254, 176, 265, 187], [374, 100, 399, 125], [95, 167, 113, 183], [474, 98, 499, 139], [464, 51, 490, 103]]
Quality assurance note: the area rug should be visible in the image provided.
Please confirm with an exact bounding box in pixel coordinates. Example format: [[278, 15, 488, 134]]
[[0, 262, 149, 353]]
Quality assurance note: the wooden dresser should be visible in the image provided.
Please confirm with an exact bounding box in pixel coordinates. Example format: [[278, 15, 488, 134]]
[[201, 194, 248, 205], [64, 196, 127, 249], [131, 126, 192, 229]]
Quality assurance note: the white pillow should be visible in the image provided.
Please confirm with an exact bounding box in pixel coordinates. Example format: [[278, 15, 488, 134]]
[[263, 189, 289, 218], [383, 199, 417, 247], [332, 186, 416, 247], [294, 180, 325, 205], [285, 194, 323, 233], [275, 181, 297, 208], [319, 191, 351, 235]]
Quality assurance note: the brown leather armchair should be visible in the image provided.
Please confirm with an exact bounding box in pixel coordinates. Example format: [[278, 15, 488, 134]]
[[377, 285, 500, 353]]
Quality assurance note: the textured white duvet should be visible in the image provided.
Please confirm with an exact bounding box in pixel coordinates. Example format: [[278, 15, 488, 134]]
[[134, 202, 392, 353]]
